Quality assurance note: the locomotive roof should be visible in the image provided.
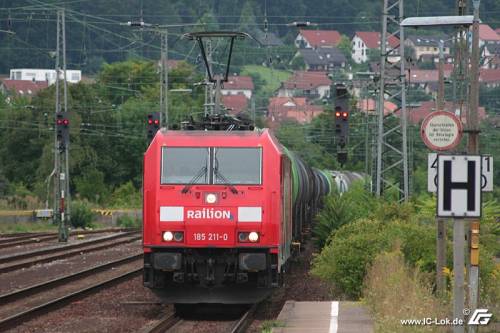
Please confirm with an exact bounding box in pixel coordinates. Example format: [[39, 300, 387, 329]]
[[159, 129, 267, 137], [152, 128, 284, 154]]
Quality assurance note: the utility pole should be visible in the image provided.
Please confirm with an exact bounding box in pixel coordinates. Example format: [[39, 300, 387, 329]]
[[468, 2, 481, 332], [124, 22, 199, 127], [375, 0, 409, 201], [160, 29, 169, 128], [453, 2, 468, 332], [54, 9, 70, 242], [436, 41, 447, 297], [206, 40, 214, 116]]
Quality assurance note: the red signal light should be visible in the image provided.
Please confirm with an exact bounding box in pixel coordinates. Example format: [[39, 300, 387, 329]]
[[335, 111, 341, 118], [154, 119, 159, 125], [342, 112, 349, 119], [62, 119, 69, 125], [56, 119, 63, 125], [148, 119, 153, 125]]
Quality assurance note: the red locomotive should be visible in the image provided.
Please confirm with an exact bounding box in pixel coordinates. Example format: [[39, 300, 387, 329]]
[[142, 127, 333, 304]]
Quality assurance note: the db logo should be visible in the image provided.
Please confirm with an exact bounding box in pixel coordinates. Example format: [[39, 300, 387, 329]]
[[467, 309, 493, 325]]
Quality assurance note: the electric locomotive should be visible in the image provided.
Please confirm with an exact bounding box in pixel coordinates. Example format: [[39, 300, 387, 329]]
[[142, 124, 333, 304]]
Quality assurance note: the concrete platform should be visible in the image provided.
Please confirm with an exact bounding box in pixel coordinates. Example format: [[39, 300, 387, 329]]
[[272, 301, 374, 333]]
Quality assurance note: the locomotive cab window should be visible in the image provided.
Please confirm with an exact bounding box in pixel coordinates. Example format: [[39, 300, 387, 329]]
[[213, 148, 262, 185], [161, 147, 209, 184]]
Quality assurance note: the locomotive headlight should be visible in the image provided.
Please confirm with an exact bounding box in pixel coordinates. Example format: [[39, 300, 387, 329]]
[[205, 193, 217, 204], [248, 232, 259, 242], [162, 231, 174, 242]]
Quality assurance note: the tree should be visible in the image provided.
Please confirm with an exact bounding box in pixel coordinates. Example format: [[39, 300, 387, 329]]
[[239, 1, 257, 32], [98, 60, 158, 105], [290, 54, 306, 70], [337, 35, 353, 60]]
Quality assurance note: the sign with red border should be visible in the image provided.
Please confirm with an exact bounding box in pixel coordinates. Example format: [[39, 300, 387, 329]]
[[420, 111, 463, 151]]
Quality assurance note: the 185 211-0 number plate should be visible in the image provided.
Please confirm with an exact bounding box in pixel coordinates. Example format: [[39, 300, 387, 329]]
[[187, 229, 234, 245], [192, 232, 229, 242]]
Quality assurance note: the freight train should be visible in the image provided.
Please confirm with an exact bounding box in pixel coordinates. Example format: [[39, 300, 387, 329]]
[[142, 125, 335, 304]]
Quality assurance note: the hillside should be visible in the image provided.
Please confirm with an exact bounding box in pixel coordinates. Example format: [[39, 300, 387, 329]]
[[1, 0, 499, 74]]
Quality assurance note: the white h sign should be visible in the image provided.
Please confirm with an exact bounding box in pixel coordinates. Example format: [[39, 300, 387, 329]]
[[437, 155, 481, 218], [428, 154, 493, 193]]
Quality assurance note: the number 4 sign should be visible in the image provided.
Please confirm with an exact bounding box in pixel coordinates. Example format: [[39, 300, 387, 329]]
[[428, 154, 493, 192]]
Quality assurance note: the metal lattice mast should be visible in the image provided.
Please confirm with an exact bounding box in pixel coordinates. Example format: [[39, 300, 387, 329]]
[[375, 0, 409, 201], [54, 9, 70, 242]]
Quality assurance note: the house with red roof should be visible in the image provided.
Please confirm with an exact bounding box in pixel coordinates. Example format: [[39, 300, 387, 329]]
[[277, 71, 332, 100], [404, 101, 486, 125], [295, 29, 342, 49], [220, 75, 254, 99], [357, 98, 398, 116], [221, 94, 248, 115], [407, 69, 453, 94], [267, 96, 323, 128], [0, 79, 48, 100], [352, 31, 399, 64], [478, 24, 500, 47], [479, 68, 500, 88]]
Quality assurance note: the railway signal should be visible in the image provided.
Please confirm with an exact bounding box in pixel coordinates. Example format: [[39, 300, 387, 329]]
[[147, 112, 161, 140], [334, 84, 349, 165], [55, 112, 69, 151], [335, 110, 349, 148]]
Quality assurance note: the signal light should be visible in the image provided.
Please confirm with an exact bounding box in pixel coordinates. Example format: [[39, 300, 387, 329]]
[[56, 112, 69, 151], [335, 111, 341, 118], [147, 112, 161, 140], [342, 112, 348, 119]]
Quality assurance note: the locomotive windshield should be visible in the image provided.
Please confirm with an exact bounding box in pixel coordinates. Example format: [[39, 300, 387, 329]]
[[161, 147, 261, 185], [161, 147, 209, 184], [213, 148, 261, 185]]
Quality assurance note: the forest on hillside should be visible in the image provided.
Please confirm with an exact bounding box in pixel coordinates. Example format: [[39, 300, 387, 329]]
[[1, 0, 500, 74]]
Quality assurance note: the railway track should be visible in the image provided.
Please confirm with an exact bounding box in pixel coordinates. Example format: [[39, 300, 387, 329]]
[[0, 227, 136, 249], [0, 231, 141, 274], [140, 312, 180, 333], [158, 305, 256, 333], [0, 253, 143, 331]]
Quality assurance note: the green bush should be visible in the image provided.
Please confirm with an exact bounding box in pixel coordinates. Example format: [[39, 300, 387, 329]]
[[116, 214, 141, 229], [109, 181, 141, 208], [313, 182, 378, 247], [311, 218, 436, 298], [70, 201, 95, 229]]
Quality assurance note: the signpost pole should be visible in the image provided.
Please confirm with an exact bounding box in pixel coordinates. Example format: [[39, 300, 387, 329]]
[[453, 219, 465, 333], [436, 41, 446, 297], [468, 2, 481, 330], [437, 218, 446, 296]]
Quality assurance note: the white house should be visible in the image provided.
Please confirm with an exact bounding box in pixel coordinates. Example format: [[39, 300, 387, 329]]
[[220, 75, 254, 99], [9, 68, 82, 85], [352, 32, 399, 64], [277, 71, 332, 100]]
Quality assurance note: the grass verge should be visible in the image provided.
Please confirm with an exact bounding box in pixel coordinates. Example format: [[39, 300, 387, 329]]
[[364, 249, 448, 333]]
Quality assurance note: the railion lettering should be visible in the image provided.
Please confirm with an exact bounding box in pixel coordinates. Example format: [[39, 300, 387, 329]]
[[186, 208, 232, 220]]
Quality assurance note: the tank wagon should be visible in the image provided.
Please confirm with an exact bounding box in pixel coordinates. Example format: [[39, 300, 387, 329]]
[[142, 129, 333, 304]]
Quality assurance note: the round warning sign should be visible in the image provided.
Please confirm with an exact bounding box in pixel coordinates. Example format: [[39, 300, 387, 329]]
[[421, 111, 463, 151]]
